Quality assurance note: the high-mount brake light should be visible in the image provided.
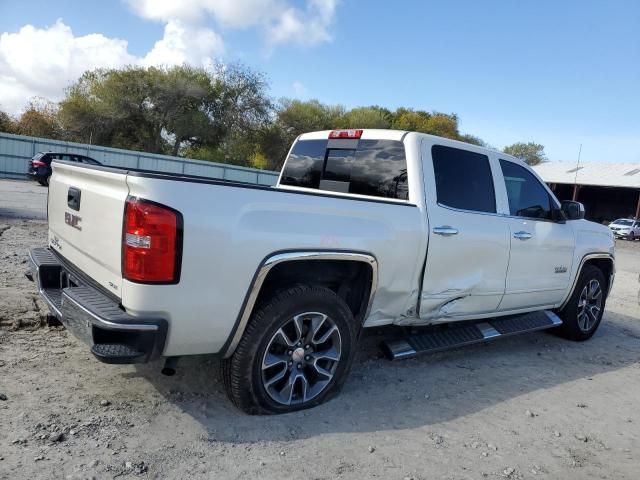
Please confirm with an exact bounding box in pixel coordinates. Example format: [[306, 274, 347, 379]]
[[122, 197, 182, 283], [328, 129, 363, 139]]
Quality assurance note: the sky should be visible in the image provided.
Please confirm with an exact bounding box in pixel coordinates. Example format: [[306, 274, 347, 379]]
[[1, 0, 639, 164]]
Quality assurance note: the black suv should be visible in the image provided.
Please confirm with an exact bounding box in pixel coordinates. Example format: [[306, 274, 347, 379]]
[[27, 152, 102, 186]]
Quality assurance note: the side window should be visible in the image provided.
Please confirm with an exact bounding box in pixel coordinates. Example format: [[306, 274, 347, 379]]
[[431, 145, 496, 213], [83, 157, 100, 165], [499, 160, 552, 220]]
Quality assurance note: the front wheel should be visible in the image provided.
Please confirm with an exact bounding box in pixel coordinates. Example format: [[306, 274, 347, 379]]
[[629, 232, 635, 241], [555, 264, 606, 341], [221, 285, 358, 414]]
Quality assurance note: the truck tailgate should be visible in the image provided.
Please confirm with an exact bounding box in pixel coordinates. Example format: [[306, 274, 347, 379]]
[[47, 162, 128, 298]]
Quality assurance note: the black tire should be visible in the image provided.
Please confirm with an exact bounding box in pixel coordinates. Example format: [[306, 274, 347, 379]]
[[555, 264, 606, 341], [629, 232, 635, 241], [221, 285, 358, 415], [37, 179, 48, 186]]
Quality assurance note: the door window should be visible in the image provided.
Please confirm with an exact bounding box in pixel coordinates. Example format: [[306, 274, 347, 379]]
[[431, 145, 496, 213], [500, 160, 552, 220]]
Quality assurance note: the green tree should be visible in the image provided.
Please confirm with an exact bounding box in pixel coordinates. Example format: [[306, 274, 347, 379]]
[[390, 107, 430, 131], [390, 108, 461, 140], [422, 113, 459, 138], [253, 123, 290, 170], [277, 99, 345, 135], [503, 142, 546, 165], [458, 134, 486, 146], [13, 99, 61, 138], [12, 63, 497, 170], [340, 106, 391, 129], [59, 67, 165, 152], [254, 99, 345, 169], [212, 63, 273, 164], [0, 109, 16, 133], [148, 66, 220, 156], [58, 64, 271, 159]]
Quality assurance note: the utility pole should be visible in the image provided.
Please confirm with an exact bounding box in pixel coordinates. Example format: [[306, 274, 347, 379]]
[[572, 143, 582, 201]]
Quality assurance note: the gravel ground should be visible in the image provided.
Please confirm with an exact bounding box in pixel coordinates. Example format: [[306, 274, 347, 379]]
[[0, 180, 47, 220], [1, 180, 639, 480]]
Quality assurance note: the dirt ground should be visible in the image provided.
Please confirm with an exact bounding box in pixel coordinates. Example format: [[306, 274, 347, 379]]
[[1, 192, 640, 479]]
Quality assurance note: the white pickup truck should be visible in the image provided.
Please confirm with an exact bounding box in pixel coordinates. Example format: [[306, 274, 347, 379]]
[[28, 129, 615, 414]]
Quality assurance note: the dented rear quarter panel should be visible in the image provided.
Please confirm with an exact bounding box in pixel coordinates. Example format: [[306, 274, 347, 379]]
[[122, 171, 428, 356]]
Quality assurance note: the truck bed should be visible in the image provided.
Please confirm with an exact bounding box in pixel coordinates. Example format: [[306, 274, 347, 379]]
[[47, 161, 427, 356]]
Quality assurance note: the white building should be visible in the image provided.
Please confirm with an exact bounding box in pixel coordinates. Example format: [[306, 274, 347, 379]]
[[533, 162, 640, 222]]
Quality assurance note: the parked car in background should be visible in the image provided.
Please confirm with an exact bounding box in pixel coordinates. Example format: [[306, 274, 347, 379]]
[[608, 218, 640, 240], [27, 152, 101, 186]]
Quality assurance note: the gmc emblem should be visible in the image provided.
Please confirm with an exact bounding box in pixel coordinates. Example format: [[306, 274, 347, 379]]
[[65, 212, 82, 231]]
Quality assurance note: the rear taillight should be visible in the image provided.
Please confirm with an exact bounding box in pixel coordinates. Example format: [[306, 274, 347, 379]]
[[329, 129, 363, 139], [32, 160, 46, 167], [122, 197, 182, 283]]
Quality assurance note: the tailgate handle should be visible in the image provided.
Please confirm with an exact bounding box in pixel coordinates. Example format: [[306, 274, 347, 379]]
[[67, 187, 81, 211]]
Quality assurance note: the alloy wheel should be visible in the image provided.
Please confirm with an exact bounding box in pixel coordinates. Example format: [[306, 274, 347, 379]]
[[261, 312, 342, 406], [577, 279, 602, 332]]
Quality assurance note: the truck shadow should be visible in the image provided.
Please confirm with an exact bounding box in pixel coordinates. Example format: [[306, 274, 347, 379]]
[[131, 310, 640, 444]]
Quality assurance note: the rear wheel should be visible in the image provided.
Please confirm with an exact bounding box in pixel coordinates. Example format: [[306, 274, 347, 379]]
[[629, 232, 635, 241], [222, 285, 358, 414], [37, 178, 48, 186], [556, 264, 606, 341]]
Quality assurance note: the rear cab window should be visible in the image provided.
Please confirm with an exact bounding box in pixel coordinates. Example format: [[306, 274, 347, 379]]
[[280, 136, 409, 201]]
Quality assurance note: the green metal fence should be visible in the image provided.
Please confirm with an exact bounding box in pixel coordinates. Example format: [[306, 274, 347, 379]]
[[0, 132, 279, 186]]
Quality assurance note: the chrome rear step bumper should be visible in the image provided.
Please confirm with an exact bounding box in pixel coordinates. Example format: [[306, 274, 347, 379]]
[[27, 247, 167, 364]]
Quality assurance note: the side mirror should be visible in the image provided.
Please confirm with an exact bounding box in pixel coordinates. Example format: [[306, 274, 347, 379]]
[[561, 200, 585, 220]]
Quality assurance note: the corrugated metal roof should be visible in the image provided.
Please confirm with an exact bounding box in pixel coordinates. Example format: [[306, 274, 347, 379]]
[[532, 161, 640, 188]]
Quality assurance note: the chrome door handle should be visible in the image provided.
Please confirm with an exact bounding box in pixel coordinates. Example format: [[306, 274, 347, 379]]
[[513, 231, 532, 240], [433, 226, 459, 236]]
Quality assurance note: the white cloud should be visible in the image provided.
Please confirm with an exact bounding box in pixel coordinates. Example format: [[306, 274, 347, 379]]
[[127, 0, 277, 28], [127, 0, 338, 46], [0, 20, 136, 112], [292, 81, 307, 97], [142, 20, 223, 67], [266, 0, 338, 47], [0, 19, 222, 114], [0, 1, 339, 114]]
